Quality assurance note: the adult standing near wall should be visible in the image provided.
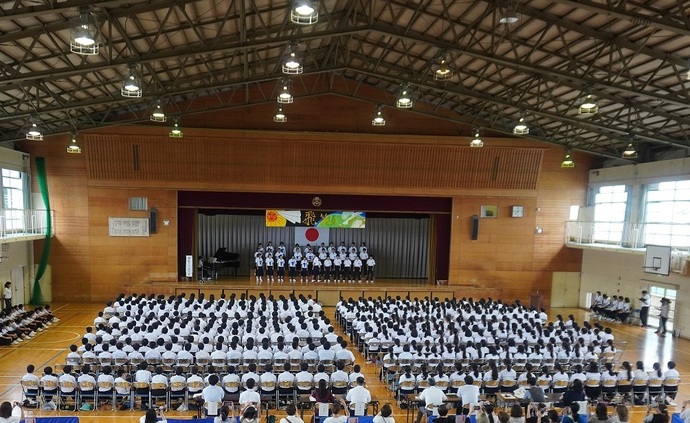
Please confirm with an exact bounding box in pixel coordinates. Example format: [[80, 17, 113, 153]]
[[639, 290, 651, 327], [3, 282, 11, 310], [655, 298, 671, 337]]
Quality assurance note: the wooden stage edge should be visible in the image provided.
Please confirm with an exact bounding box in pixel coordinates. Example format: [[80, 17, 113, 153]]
[[123, 278, 503, 307]]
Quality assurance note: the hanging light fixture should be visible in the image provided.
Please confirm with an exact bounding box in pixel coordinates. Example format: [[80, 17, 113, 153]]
[[561, 149, 575, 168], [470, 128, 483, 147], [277, 79, 293, 104], [578, 94, 598, 116], [70, 8, 98, 55], [67, 131, 82, 154], [25, 116, 44, 141], [282, 44, 303, 74], [274, 105, 287, 123], [622, 143, 638, 158], [150, 99, 167, 122], [169, 118, 183, 138], [433, 52, 453, 81], [396, 83, 413, 108], [498, 1, 520, 24], [121, 64, 143, 98], [371, 105, 386, 126], [512, 115, 529, 135], [290, 0, 318, 24]]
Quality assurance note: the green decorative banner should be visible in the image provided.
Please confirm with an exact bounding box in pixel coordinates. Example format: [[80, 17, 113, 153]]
[[266, 210, 365, 228]]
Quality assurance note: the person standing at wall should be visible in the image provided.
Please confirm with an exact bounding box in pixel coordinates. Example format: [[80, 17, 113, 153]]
[[655, 298, 671, 337], [639, 290, 651, 327], [3, 282, 11, 310]]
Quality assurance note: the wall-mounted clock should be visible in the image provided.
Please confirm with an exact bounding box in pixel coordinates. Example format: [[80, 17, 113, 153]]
[[511, 205, 524, 218]]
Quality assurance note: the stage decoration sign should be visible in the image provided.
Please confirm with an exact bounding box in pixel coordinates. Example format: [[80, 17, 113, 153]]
[[108, 217, 150, 236], [266, 210, 366, 228]]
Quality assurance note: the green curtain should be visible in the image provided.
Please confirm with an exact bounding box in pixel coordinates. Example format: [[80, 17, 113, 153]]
[[30, 157, 51, 305]]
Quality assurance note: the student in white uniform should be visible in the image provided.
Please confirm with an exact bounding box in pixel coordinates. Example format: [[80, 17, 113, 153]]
[[276, 255, 285, 283], [343, 257, 352, 283], [333, 256, 343, 283], [300, 258, 309, 283], [366, 256, 376, 283], [323, 257, 332, 283], [288, 256, 297, 283], [254, 253, 264, 284], [265, 254, 274, 283], [353, 257, 363, 283]]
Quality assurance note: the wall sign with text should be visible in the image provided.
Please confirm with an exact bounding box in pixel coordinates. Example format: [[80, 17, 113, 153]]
[[108, 217, 150, 237]]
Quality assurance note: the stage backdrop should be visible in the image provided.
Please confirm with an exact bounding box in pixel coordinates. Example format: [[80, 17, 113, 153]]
[[198, 213, 429, 278]]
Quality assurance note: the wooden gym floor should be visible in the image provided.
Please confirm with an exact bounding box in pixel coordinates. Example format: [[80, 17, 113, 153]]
[[0, 303, 688, 423]]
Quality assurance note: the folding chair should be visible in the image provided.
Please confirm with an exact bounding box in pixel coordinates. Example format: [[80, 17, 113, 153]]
[[132, 381, 151, 410], [150, 382, 168, 409], [78, 381, 97, 411], [20, 379, 41, 409], [169, 381, 187, 411], [277, 381, 296, 407], [626, 309, 641, 326], [114, 380, 132, 410], [662, 378, 679, 400], [58, 381, 79, 411], [41, 379, 59, 411], [97, 380, 115, 410], [632, 378, 648, 404]]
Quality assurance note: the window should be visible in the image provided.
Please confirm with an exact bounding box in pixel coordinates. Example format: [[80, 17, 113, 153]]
[[592, 185, 628, 243], [1, 169, 26, 231], [644, 180, 690, 247]]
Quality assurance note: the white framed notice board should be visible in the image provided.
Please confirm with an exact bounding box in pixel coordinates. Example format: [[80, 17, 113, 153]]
[[108, 217, 150, 237]]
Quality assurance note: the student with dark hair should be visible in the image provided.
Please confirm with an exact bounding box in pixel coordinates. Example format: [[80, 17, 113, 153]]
[[201, 374, 225, 417], [0, 401, 23, 423], [561, 402, 581, 423], [373, 404, 395, 423], [643, 404, 669, 423], [560, 379, 585, 407], [215, 405, 233, 423], [588, 403, 610, 423], [509, 404, 525, 423], [281, 404, 305, 423], [457, 375, 480, 414], [324, 400, 349, 423]]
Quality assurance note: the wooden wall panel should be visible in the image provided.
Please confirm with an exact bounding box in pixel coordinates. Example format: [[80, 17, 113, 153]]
[[82, 129, 544, 192], [447, 146, 591, 305], [17, 126, 590, 305]]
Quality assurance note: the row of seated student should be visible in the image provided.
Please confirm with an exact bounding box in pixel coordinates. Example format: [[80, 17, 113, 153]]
[[338, 297, 617, 353], [392, 359, 679, 401], [374, 334, 617, 369], [589, 293, 632, 322], [67, 336, 357, 367], [23, 361, 370, 397], [0, 305, 57, 345], [21, 362, 372, 411], [426, 401, 633, 423], [76, 293, 357, 365]]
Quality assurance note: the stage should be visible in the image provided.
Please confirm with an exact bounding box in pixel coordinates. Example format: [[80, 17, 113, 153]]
[[123, 277, 502, 306]]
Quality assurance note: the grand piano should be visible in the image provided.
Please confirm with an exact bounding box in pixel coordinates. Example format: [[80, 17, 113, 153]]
[[208, 248, 240, 278]]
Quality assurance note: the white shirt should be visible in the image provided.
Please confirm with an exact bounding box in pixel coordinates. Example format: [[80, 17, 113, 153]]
[[418, 386, 447, 415], [457, 384, 480, 405], [346, 385, 372, 404], [281, 416, 305, 423], [640, 293, 651, 307], [239, 389, 261, 405], [373, 416, 394, 423], [202, 385, 225, 403]]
